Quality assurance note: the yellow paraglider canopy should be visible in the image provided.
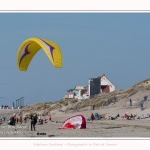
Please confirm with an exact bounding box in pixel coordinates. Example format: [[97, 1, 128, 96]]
[[16, 37, 62, 71]]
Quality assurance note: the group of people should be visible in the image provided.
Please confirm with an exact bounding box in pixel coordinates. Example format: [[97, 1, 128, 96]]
[[122, 113, 136, 120], [8, 114, 28, 125], [90, 113, 102, 121], [1, 112, 52, 131], [137, 114, 150, 119], [36, 114, 52, 124], [107, 113, 150, 120], [1, 105, 9, 109], [8, 113, 23, 125], [107, 113, 137, 120], [88, 112, 137, 121], [30, 113, 52, 130], [7, 113, 38, 131]]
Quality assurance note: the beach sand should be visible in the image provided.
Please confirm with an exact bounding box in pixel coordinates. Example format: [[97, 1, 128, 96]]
[[0, 106, 150, 138]]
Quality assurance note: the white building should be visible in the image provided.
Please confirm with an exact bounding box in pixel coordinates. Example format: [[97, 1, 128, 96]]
[[100, 75, 115, 92], [88, 74, 115, 96], [64, 74, 115, 100]]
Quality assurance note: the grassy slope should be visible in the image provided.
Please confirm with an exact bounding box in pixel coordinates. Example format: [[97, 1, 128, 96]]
[[20, 78, 150, 116]]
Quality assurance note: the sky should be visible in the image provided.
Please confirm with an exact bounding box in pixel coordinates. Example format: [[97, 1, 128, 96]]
[[0, 13, 150, 107]]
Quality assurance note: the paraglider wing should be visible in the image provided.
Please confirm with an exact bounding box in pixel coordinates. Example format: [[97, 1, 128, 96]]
[[59, 115, 86, 129], [16, 37, 62, 71]]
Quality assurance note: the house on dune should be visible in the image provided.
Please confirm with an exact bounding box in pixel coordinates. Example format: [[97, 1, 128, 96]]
[[64, 74, 115, 100]]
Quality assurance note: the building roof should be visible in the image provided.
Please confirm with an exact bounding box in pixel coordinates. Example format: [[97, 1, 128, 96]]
[[99, 74, 115, 87], [67, 92, 74, 95], [74, 85, 87, 90]]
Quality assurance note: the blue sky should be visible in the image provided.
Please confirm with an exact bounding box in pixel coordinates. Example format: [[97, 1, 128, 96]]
[[0, 13, 150, 107]]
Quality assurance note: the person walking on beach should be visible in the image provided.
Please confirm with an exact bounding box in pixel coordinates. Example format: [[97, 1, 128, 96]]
[[129, 99, 132, 106], [24, 116, 26, 123], [140, 103, 143, 111], [92, 105, 95, 110], [30, 113, 36, 131]]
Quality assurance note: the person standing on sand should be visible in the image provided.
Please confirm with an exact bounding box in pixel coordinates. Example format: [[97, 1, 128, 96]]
[[30, 113, 36, 131], [14, 113, 17, 124], [129, 99, 132, 106], [24, 116, 27, 123], [34, 114, 37, 125], [49, 114, 52, 121], [92, 105, 95, 110], [10, 113, 16, 125]]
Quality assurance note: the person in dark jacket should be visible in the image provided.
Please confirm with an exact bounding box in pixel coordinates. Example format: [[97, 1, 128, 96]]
[[10, 116, 15, 125], [34, 114, 38, 125], [129, 99, 132, 106], [30, 113, 36, 131]]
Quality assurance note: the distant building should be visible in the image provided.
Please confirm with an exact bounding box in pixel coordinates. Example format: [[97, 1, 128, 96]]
[[64, 86, 89, 100], [74, 85, 87, 90], [64, 92, 75, 99], [64, 74, 115, 100], [88, 78, 101, 96], [88, 74, 115, 97], [99, 74, 115, 93]]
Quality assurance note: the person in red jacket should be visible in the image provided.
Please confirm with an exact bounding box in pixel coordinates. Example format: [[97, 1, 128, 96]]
[[91, 113, 95, 121]]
